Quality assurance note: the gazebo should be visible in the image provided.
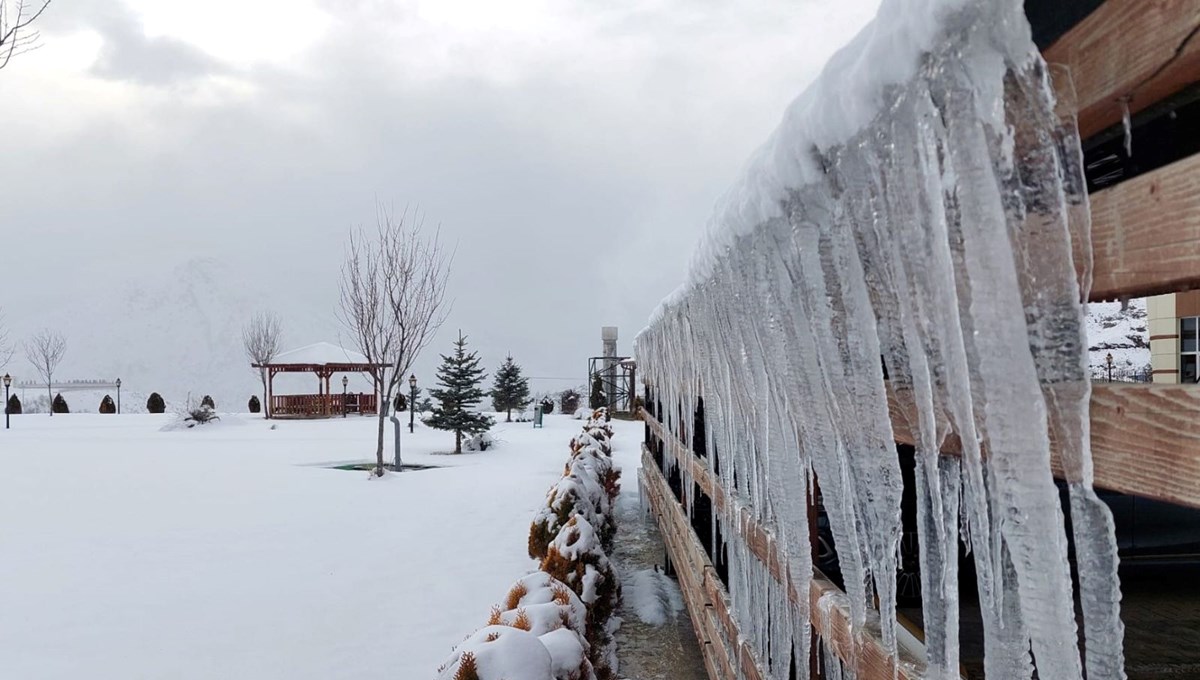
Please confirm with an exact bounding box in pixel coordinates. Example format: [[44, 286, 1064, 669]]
[[253, 342, 388, 418]]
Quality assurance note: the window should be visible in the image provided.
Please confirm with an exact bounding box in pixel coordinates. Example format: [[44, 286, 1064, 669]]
[[1182, 317, 1199, 383]]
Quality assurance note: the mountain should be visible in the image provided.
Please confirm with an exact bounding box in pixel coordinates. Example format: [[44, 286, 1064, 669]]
[[8, 258, 340, 412]]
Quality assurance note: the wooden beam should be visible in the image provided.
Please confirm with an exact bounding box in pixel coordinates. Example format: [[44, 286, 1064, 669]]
[[641, 414, 928, 679], [1084, 153, 1200, 301], [1043, 0, 1200, 140], [888, 382, 1200, 509]]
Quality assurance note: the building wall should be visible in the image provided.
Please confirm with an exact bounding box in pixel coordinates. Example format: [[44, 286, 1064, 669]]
[[1149, 294, 1179, 383], [1149, 291, 1200, 384]]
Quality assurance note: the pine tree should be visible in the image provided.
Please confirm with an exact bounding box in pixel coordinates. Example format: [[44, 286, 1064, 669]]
[[7, 394, 21, 415], [427, 332, 494, 453], [146, 392, 166, 414], [589, 374, 607, 409], [490, 355, 531, 422]]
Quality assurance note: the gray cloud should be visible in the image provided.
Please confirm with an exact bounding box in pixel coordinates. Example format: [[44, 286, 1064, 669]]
[[2, 0, 879, 393]]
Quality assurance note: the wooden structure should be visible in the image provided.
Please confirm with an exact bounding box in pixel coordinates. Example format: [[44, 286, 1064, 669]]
[[252, 342, 386, 419], [639, 2, 1200, 678]]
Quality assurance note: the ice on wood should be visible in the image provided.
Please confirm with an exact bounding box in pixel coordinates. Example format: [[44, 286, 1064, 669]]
[[636, 0, 1124, 677]]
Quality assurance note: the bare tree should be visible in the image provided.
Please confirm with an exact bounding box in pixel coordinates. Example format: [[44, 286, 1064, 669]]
[[1, 0, 52, 71], [243, 311, 283, 419], [0, 307, 13, 371], [24, 328, 65, 416], [339, 204, 452, 476]]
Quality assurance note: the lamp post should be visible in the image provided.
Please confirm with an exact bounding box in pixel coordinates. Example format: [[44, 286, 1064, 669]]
[[115, 378, 122, 414], [342, 375, 349, 418], [3, 373, 11, 430], [408, 374, 417, 433], [1105, 352, 1114, 382]]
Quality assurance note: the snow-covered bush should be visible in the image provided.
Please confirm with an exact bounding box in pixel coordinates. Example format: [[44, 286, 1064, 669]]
[[463, 431, 497, 452], [539, 515, 619, 675], [99, 395, 116, 414], [559, 389, 580, 415], [52, 393, 69, 414], [539, 397, 554, 415], [248, 395, 261, 413], [435, 626, 554, 680], [200, 394, 216, 410]]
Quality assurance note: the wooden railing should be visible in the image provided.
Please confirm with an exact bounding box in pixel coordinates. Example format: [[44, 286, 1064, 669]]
[[270, 393, 378, 418], [641, 411, 927, 680]]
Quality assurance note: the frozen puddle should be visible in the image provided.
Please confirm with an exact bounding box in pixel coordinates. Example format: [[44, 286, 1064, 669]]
[[612, 477, 707, 680]]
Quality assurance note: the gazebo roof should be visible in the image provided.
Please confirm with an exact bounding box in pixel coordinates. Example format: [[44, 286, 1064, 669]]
[[256, 342, 383, 370]]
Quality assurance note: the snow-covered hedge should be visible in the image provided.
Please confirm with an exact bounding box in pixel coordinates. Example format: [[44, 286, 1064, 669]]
[[438, 410, 621, 680]]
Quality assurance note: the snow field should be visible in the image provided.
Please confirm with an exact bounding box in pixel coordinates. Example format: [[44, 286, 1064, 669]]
[[437, 410, 623, 680], [0, 411, 639, 679]]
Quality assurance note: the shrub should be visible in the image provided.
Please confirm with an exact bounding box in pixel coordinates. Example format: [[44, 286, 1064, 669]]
[[393, 392, 407, 412], [540, 398, 554, 415], [184, 405, 219, 427], [146, 392, 166, 414], [201, 395, 215, 410], [99, 395, 116, 414], [52, 393, 69, 414], [6, 394, 21, 415], [248, 395, 261, 413], [540, 515, 619, 676], [560, 389, 580, 415]]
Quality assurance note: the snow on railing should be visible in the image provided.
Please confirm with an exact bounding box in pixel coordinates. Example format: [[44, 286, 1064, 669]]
[[636, 0, 1123, 678]]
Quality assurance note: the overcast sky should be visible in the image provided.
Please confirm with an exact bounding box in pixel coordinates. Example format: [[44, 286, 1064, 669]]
[[2, 0, 878, 391]]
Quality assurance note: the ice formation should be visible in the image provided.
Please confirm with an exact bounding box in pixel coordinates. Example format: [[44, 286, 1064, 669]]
[[637, 0, 1124, 678]]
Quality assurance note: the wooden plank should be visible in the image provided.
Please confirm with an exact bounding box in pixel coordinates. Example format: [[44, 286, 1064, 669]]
[[1085, 154, 1200, 301], [641, 416, 928, 679], [1043, 0, 1200, 140], [887, 382, 1200, 509]]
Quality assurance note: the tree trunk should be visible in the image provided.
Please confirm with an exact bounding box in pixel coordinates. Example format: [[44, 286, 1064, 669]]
[[375, 399, 387, 476], [260, 368, 269, 420], [47, 384, 52, 417], [506, 408, 511, 422], [455, 429, 462, 454]]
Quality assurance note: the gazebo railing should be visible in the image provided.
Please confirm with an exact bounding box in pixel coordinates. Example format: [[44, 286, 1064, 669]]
[[271, 393, 378, 418]]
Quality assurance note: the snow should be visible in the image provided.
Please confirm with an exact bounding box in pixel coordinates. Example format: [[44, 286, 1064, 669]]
[[1086, 299, 1150, 379], [624, 568, 684, 626], [271, 341, 371, 366], [0, 412, 644, 679]]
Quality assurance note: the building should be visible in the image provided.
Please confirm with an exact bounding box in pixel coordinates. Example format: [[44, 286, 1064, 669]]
[[1149, 292, 1200, 383]]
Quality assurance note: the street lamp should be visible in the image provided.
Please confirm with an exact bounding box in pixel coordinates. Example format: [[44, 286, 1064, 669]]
[[342, 375, 349, 418], [3, 373, 11, 430], [115, 378, 122, 414], [408, 374, 417, 433], [1105, 352, 1114, 382]]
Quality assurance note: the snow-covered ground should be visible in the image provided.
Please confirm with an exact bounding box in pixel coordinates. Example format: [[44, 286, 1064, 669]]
[[0, 411, 642, 679]]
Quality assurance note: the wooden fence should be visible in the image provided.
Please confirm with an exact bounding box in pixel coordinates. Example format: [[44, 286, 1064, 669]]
[[639, 1, 1200, 678]]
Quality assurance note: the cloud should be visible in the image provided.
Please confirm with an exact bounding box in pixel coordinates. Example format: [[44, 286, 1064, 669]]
[[1, 0, 881, 386]]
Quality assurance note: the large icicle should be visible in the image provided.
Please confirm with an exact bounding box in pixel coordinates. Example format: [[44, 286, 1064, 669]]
[[636, 0, 1124, 677]]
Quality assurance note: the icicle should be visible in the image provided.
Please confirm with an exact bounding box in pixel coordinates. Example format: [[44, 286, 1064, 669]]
[[1120, 96, 1133, 157]]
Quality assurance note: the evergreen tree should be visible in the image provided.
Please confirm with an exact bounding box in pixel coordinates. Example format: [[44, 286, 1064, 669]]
[[427, 332, 494, 453], [146, 392, 166, 414], [490, 355, 531, 422], [589, 374, 607, 409], [99, 395, 116, 414], [7, 394, 21, 415], [248, 395, 262, 413], [52, 393, 69, 414]]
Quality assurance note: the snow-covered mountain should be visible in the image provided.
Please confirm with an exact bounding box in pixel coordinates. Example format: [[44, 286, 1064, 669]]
[[8, 258, 340, 412], [1085, 298, 1150, 381]]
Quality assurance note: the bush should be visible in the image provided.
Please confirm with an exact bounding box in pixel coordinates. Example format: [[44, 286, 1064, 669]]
[[393, 392, 407, 412], [201, 395, 215, 410], [52, 393, 69, 414], [248, 395, 261, 413], [560, 389, 580, 415], [146, 392, 166, 414], [99, 395, 116, 414], [6, 394, 21, 415], [540, 398, 554, 415], [184, 405, 219, 427]]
